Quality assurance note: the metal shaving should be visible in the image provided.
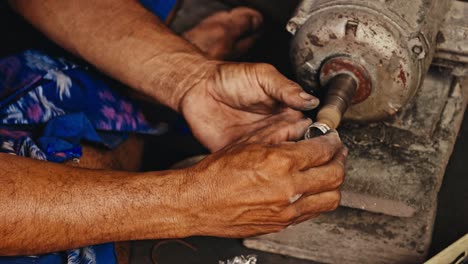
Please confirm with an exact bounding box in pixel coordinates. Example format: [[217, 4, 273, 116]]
[[219, 255, 257, 264]]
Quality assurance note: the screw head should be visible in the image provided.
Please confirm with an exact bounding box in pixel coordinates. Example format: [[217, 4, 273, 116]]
[[412, 45, 423, 55]]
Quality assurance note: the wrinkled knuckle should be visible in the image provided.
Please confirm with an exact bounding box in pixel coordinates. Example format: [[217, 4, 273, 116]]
[[256, 63, 277, 74], [280, 208, 299, 223], [283, 184, 297, 200], [277, 119, 293, 128], [265, 149, 293, 167], [291, 206, 303, 220], [267, 205, 284, 215], [323, 146, 336, 162], [329, 191, 341, 210], [328, 132, 343, 146], [283, 152, 296, 165], [330, 163, 346, 189], [317, 134, 340, 152], [237, 144, 261, 162], [313, 143, 333, 164], [264, 150, 282, 163], [276, 180, 296, 204], [291, 111, 304, 120], [283, 110, 303, 122]]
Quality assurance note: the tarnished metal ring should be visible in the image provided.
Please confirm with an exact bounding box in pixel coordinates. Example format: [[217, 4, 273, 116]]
[[304, 122, 331, 139]]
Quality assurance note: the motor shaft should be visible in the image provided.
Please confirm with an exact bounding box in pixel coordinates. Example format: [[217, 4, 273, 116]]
[[305, 74, 357, 139]]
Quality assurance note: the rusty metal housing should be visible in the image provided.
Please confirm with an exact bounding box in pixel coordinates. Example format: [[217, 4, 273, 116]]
[[288, 0, 453, 121]]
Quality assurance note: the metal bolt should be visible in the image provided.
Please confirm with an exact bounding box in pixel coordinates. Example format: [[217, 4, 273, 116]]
[[412, 45, 423, 55]]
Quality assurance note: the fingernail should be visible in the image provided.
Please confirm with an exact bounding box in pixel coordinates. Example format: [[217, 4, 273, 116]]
[[299, 92, 320, 109], [299, 92, 314, 100], [304, 98, 320, 109]]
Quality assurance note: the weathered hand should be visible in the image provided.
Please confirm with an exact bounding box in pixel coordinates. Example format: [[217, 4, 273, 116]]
[[179, 62, 320, 152], [178, 121, 347, 238]]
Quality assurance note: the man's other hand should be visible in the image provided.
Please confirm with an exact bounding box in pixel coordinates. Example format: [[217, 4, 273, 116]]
[[179, 62, 320, 152], [177, 121, 347, 238]]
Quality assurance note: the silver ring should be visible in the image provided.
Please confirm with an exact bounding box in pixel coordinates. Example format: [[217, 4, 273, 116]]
[[304, 122, 331, 139]]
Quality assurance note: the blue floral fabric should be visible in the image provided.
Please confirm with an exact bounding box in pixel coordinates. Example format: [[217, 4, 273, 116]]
[[0, 49, 161, 264], [0, 1, 177, 263], [0, 50, 165, 162]]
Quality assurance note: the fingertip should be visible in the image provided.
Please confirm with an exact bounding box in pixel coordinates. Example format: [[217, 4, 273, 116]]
[[299, 92, 315, 100], [250, 12, 263, 30], [303, 118, 313, 127], [294, 118, 313, 140], [260, 68, 319, 110], [324, 130, 341, 142], [342, 146, 349, 156], [299, 118, 313, 131], [298, 92, 320, 110], [235, 7, 263, 28], [303, 99, 320, 110], [334, 146, 349, 167], [311, 132, 343, 161], [286, 118, 314, 142]]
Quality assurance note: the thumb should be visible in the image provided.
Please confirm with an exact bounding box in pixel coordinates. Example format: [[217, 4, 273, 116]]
[[255, 64, 320, 111]]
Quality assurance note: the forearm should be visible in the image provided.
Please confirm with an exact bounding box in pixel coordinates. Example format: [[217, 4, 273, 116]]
[[0, 154, 191, 256], [8, 0, 212, 111]]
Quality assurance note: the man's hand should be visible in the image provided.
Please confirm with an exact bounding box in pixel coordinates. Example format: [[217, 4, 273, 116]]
[[177, 120, 347, 238], [10, 0, 317, 152], [180, 62, 320, 151]]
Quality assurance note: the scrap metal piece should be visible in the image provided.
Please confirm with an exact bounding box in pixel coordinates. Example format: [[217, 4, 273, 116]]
[[219, 255, 257, 264], [304, 122, 331, 139], [425, 234, 468, 264]]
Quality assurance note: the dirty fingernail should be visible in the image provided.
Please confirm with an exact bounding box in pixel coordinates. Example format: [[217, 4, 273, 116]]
[[299, 92, 320, 109], [299, 92, 314, 100], [304, 98, 320, 109]]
